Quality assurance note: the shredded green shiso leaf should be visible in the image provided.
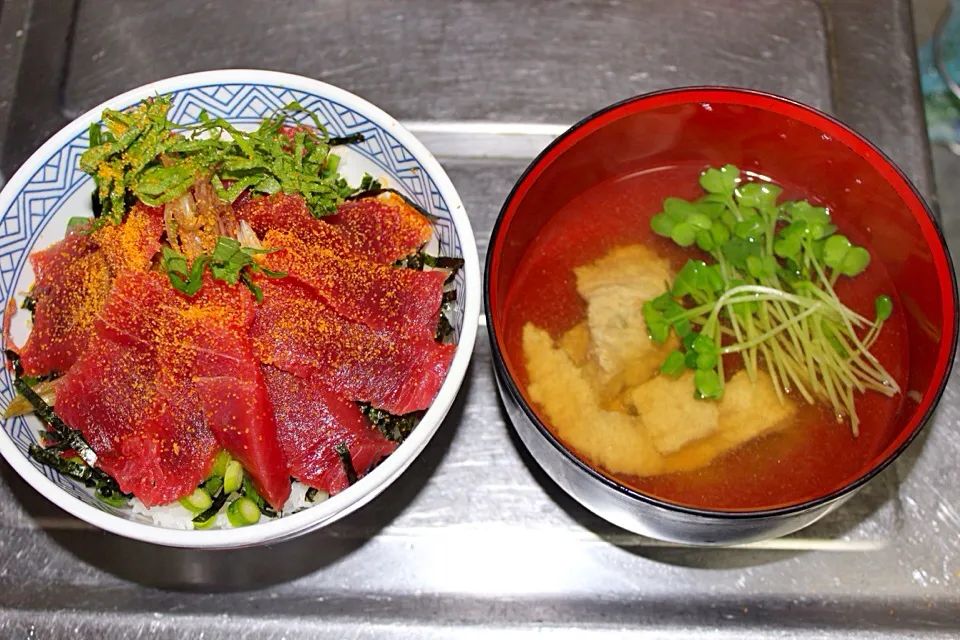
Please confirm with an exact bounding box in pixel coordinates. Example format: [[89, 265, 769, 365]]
[[80, 95, 366, 227], [644, 164, 900, 435]]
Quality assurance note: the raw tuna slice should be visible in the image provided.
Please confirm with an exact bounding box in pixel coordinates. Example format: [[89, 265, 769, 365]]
[[234, 193, 349, 254], [325, 192, 433, 264], [18, 204, 164, 376], [262, 230, 447, 342], [263, 366, 396, 495], [56, 270, 288, 507], [235, 191, 433, 265], [55, 271, 219, 505], [251, 277, 454, 415], [193, 323, 291, 510]]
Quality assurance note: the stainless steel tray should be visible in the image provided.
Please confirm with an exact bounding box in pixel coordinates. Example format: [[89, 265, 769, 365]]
[[1, 1, 957, 637]]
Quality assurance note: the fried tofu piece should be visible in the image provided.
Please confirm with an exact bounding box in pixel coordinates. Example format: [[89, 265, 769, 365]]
[[718, 370, 796, 443], [522, 323, 666, 477], [574, 245, 677, 393], [628, 372, 721, 455], [559, 321, 591, 367], [657, 370, 798, 474]]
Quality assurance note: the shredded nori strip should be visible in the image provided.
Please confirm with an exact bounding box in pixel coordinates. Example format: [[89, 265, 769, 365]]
[[192, 488, 229, 524], [305, 487, 319, 502], [5, 350, 127, 504], [394, 251, 465, 276], [20, 293, 36, 314], [359, 403, 424, 443], [19, 370, 60, 389], [436, 312, 454, 342], [328, 132, 366, 146], [5, 350, 97, 466], [28, 445, 96, 484], [27, 445, 129, 506], [335, 443, 358, 486]]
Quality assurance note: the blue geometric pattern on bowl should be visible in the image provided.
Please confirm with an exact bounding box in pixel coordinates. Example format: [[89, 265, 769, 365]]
[[0, 83, 465, 514]]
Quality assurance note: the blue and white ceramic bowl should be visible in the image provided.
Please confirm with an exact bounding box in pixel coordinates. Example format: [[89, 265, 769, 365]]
[[0, 70, 480, 548]]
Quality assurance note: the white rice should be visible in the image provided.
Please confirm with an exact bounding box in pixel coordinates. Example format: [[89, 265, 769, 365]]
[[131, 481, 329, 530]]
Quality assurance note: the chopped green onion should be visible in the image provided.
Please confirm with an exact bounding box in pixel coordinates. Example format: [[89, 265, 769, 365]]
[[223, 460, 243, 495], [241, 477, 278, 518], [192, 489, 229, 527], [227, 497, 261, 527], [211, 450, 231, 477], [95, 483, 129, 508], [203, 475, 224, 496], [178, 487, 213, 513]]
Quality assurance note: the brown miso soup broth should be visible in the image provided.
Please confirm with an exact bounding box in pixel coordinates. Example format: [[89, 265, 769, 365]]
[[503, 163, 909, 511]]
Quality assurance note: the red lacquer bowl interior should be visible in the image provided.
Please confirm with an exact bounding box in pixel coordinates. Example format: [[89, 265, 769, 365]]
[[486, 87, 959, 515]]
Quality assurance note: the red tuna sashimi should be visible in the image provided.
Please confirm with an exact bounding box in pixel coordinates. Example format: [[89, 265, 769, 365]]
[[325, 192, 433, 264], [193, 325, 291, 510], [251, 277, 454, 415], [262, 230, 447, 342], [263, 366, 396, 495], [55, 272, 219, 505], [56, 270, 287, 507], [235, 193, 350, 254], [18, 204, 164, 376], [235, 192, 432, 265], [104, 270, 290, 508]]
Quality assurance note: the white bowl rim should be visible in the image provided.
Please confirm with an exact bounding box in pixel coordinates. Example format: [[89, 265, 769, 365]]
[[0, 68, 481, 548]]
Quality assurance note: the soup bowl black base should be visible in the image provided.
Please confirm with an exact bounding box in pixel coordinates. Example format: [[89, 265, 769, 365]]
[[494, 373, 855, 547]]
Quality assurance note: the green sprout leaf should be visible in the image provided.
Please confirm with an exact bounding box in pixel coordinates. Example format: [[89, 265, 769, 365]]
[[663, 197, 698, 217], [686, 213, 712, 230], [709, 221, 731, 246], [660, 350, 686, 376], [670, 222, 697, 247], [695, 230, 716, 252], [735, 182, 782, 209], [875, 294, 893, 322], [721, 237, 762, 271], [694, 369, 723, 400], [651, 213, 675, 237], [734, 216, 764, 241], [642, 302, 670, 343], [785, 200, 831, 227], [699, 164, 739, 195], [696, 351, 718, 370], [691, 333, 719, 356], [838, 246, 870, 276], [823, 234, 852, 270]]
